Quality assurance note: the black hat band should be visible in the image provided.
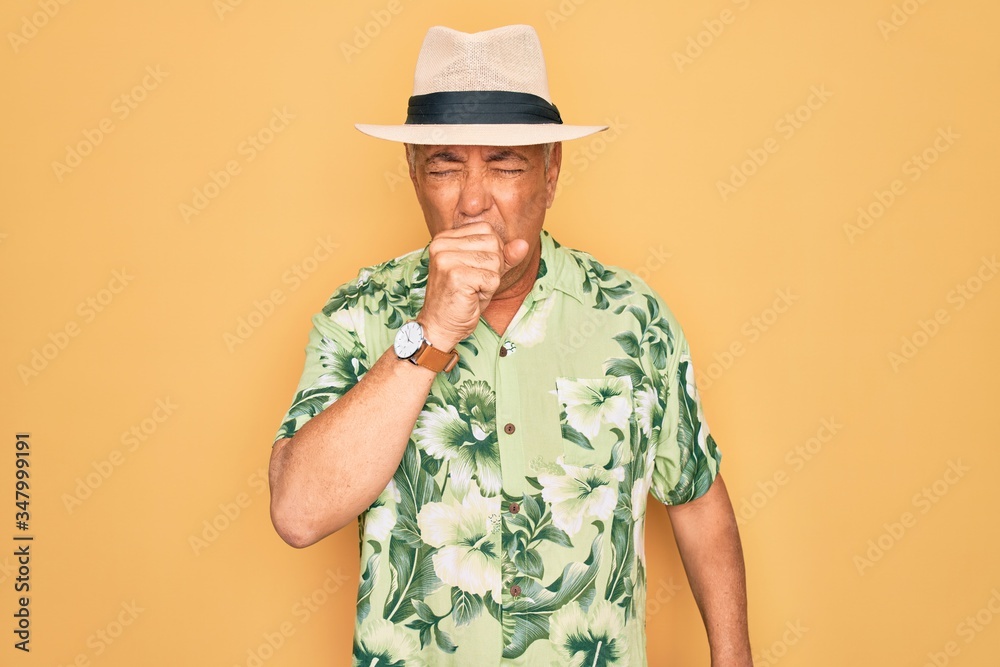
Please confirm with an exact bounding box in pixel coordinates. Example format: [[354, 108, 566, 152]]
[[405, 90, 563, 125]]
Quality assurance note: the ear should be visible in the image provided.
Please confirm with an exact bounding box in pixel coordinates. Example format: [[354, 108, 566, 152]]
[[544, 142, 562, 209]]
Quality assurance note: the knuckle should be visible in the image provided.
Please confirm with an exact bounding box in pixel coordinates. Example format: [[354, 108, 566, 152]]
[[433, 250, 457, 270]]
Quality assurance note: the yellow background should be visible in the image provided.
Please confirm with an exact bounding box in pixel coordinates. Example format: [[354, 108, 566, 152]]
[[2, 1, 998, 665]]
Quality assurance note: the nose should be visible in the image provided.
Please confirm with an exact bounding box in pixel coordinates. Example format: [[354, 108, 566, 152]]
[[456, 167, 493, 220]]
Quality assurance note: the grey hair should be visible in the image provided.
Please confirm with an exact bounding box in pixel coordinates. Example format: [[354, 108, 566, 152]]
[[541, 142, 553, 171], [405, 142, 554, 173]]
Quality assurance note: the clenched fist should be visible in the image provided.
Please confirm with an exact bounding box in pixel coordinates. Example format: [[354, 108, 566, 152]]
[[417, 222, 530, 351]]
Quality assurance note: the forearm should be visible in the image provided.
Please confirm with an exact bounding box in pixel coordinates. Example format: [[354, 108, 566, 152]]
[[269, 341, 438, 547], [665, 475, 752, 666], [269, 219, 507, 548]]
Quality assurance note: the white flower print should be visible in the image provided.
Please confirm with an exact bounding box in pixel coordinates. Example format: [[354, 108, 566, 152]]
[[553, 377, 631, 439], [415, 483, 501, 600], [537, 458, 624, 536], [508, 295, 556, 347], [633, 384, 660, 439], [351, 616, 425, 667], [548, 598, 629, 666]]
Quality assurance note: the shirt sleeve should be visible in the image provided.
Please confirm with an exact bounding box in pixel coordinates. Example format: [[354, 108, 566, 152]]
[[271, 285, 370, 446], [647, 302, 723, 506]]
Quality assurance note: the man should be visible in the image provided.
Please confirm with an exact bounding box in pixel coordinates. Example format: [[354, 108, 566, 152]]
[[269, 24, 752, 666]]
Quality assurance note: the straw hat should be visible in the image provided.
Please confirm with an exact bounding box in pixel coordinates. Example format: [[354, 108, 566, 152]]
[[354, 24, 608, 146]]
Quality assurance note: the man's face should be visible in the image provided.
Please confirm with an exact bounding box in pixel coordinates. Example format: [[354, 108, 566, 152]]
[[408, 143, 562, 246]]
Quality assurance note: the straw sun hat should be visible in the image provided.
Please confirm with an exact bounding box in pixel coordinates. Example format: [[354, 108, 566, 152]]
[[354, 24, 608, 146]]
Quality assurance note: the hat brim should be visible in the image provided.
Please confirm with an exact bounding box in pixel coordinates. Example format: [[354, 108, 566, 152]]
[[354, 123, 608, 145]]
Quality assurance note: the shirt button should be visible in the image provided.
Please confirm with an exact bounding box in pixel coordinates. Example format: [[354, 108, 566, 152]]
[[499, 346, 508, 357], [508, 502, 520, 514], [510, 584, 521, 597], [503, 422, 515, 435]]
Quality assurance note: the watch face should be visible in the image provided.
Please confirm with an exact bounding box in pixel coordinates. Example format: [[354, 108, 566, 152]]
[[394, 320, 424, 358]]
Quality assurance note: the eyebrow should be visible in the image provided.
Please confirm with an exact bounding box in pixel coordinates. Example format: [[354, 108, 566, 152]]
[[422, 148, 530, 165], [484, 149, 529, 164], [424, 150, 465, 164]]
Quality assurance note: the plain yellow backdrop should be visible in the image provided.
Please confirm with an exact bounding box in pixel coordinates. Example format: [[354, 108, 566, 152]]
[[2, 1, 999, 665]]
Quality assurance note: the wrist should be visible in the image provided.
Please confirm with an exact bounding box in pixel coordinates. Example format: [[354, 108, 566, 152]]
[[415, 314, 460, 352]]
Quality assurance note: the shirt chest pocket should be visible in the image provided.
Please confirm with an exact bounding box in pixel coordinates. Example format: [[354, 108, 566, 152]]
[[550, 375, 635, 471]]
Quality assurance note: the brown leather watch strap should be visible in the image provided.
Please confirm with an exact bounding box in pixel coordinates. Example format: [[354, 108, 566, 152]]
[[411, 341, 460, 373]]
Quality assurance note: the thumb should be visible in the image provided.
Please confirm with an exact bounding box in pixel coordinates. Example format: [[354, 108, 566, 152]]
[[502, 238, 530, 272]]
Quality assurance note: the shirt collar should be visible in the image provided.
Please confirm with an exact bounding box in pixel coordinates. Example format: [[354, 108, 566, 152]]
[[530, 227, 585, 306]]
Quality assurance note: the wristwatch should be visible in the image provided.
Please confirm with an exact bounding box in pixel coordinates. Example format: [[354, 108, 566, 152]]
[[394, 319, 459, 373]]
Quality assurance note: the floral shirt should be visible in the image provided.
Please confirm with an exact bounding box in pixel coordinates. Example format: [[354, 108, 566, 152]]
[[272, 227, 723, 666]]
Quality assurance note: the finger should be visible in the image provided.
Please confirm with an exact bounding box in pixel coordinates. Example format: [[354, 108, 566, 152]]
[[432, 249, 502, 280], [450, 220, 498, 236], [429, 233, 500, 266], [447, 231, 505, 256], [434, 221, 498, 242], [452, 265, 501, 303], [501, 238, 530, 273]]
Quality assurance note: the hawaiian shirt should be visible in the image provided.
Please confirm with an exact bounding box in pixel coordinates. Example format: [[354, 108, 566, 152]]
[[272, 227, 723, 666]]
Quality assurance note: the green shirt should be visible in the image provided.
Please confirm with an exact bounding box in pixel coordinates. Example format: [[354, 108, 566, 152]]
[[273, 227, 723, 666]]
